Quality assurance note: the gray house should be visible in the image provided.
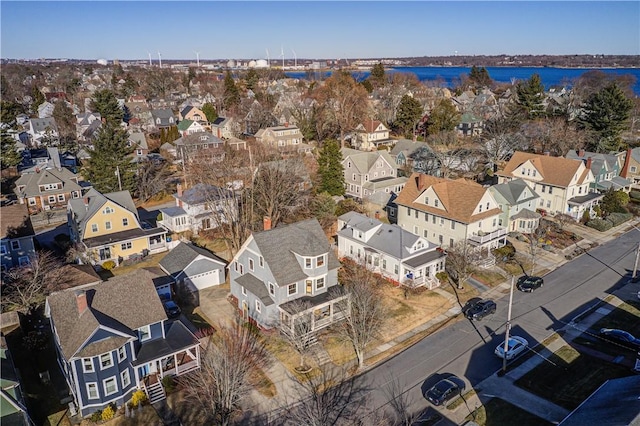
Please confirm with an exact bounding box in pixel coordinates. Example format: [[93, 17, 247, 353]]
[[341, 148, 406, 202], [229, 218, 349, 335], [159, 242, 227, 292], [1, 204, 36, 272], [150, 109, 176, 129], [488, 179, 541, 233]]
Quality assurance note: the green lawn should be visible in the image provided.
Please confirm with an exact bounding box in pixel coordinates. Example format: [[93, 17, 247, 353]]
[[465, 398, 552, 426], [514, 345, 632, 410]]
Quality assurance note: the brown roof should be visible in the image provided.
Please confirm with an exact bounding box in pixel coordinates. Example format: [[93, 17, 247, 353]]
[[395, 173, 501, 224], [47, 269, 167, 359], [0, 204, 34, 239], [62, 264, 102, 288], [497, 151, 585, 187], [362, 119, 383, 133]]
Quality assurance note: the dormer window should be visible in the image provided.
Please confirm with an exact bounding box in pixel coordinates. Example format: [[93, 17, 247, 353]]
[[305, 258, 312, 268], [139, 325, 151, 341], [316, 255, 325, 267], [104, 207, 114, 214]]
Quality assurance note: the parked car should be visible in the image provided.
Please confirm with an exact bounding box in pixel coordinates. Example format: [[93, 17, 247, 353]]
[[464, 299, 497, 321], [494, 336, 529, 360], [516, 275, 544, 292], [163, 300, 181, 318], [423, 375, 466, 406], [599, 328, 640, 350]]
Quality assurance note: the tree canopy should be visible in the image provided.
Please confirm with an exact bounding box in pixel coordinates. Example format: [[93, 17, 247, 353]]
[[202, 102, 217, 122], [90, 89, 123, 125], [515, 73, 546, 118], [83, 122, 136, 193], [394, 95, 423, 138], [427, 98, 461, 135], [223, 71, 240, 111], [581, 82, 633, 152], [0, 133, 21, 170], [468, 65, 493, 90], [317, 139, 345, 196]]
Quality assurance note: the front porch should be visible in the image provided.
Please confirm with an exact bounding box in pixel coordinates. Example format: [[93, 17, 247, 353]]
[[468, 227, 507, 248], [567, 192, 604, 220], [401, 249, 447, 290], [279, 292, 350, 337]]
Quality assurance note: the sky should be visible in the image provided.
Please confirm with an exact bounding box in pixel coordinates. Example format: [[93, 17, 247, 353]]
[[1, 1, 639, 60]]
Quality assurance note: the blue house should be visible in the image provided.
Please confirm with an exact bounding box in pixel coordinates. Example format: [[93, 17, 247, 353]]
[[45, 269, 200, 418]]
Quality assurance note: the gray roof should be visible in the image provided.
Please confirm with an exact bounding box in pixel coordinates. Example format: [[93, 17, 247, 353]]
[[175, 183, 232, 206], [46, 269, 167, 360], [160, 206, 187, 217], [235, 274, 274, 306], [174, 132, 224, 147], [68, 188, 138, 240], [489, 178, 538, 205], [389, 139, 429, 157], [558, 375, 640, 426], [128, 132, 148, 150], [253, 218, 340, 285], [511, 208, 541, 220], [132, 320, 199, 365], [29, 117, 58, 133], [566, 150, 619, 175], [341, 148, 397, 173], [402, 250, 446, 268], [159, 242, 226, 277], [14, 167, 81, 198], [211, 117, 230, 127], [596, 176, 632, 191]]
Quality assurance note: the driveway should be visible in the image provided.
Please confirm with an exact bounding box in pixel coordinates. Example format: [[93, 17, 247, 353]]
[[196, 283, 237, 327]]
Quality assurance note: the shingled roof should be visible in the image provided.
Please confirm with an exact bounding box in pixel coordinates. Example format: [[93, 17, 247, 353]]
[[395, 173, 501, 224], [498, 151, 589, 187], [46, 269, 167, 359], [159, 242, 226, 277], [0, 204, 34, 239], [252, 218, 340, 285]]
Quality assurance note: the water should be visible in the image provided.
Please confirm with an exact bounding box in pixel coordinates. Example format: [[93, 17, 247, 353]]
[[285, 66, 640, 95]]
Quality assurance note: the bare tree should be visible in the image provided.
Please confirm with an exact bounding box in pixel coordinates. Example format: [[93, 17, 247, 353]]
[[526, 221, 550, 276], [335, 260, 387, 370], [383, 375, 417, 426], [278, 299, 315, 372], [178, 322, 271, 426], [1, 251, 69, 315], [135, 158, 172, 202], [445, 240, 482, 289]]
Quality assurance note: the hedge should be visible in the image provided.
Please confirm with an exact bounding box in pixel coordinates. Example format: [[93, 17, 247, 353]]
[[607, 212, 633, 227], [586, 218, 613, 232]]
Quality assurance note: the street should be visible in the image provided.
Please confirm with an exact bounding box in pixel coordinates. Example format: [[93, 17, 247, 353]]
[[355, 228, 639, 421]]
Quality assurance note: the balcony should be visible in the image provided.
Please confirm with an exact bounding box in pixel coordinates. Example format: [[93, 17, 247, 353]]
[[468, 228, 507, 246]]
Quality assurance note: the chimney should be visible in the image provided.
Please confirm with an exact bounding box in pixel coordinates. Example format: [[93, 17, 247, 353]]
[[83, 196, 89, 209], [620, 148, 632, 178], [176, 183, 183, 197], [75, 290, 88, 316], [284, 122, 289, 127], [578, 149, 585, 157], [586, 157, 592, 170], [263, 216, 272, 231]]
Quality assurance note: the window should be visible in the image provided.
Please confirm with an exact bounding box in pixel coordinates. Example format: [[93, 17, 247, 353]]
[[18, 256, 29, 266], [288, 283, 297, 296], [121, 242, 132, 250], [122, 218, 128, 226], [118, 346, 126, 362], [57, 194, 65, 202], [548, 187, 553, 195], [91, 224, 98, 233], [425, 197, 429, 205], [255, 300, 262, 313], [439, 235, 443, 244], [121, 369, 131, 388], [28, 197, 36, 206], [241, 286, 247, 296], [382, 259, 387, 270], [451, 221, 455, 230], [631, 166, 637, 173], [316, 277, 325, 289], [100, 353, 113, 369], [394, 265, 399, 274], [352, 173, 356, 181], [259, 256, 264, 267], [83, 358, 94, 373], [486, 202, 490, 210], [269, 282, 275, 296], [424, 213, 429, 222], [103, 377, 118, 396], [249, 258, 254, 271], [139, 325, 151, 341], [0, 244, 6, 255], [434, 199, 439, 207], [105, 221, 112, 230], [532, 170, 537, 177], [305, 258, 312, 268], [546, 200, 551, 208], [521, 168, 525, 175], [48, 195, 56, 203], [479, 204, 483, 212], [492, 218, 497, 227], [103, 207, 114, 214], [414, 209, 418, 218], [87, 383, 99, 399], [10, 240, 20, 250], [316, 255, 325, 267]]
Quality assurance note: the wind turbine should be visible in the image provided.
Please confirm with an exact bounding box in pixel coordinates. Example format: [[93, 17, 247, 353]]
[[281, 45, 285, 69], [194, 51, 200, 68], [291, 49, 297, 68], [157, 51, 162, 68], [265, 48, 270, 67], [147, 52, 152, 66]]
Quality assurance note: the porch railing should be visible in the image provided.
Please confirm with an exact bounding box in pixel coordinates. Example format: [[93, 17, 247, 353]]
[[468, 228, 507, 245]]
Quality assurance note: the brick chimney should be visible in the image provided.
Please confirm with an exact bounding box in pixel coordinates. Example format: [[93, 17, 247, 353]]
[[176, 183, 183, 197], [263, 216, 272, 231], [83, 196, 89, 210], [586, 157, 592, 170], [620, 148, 632, 178], [75, 290, 88, 316]]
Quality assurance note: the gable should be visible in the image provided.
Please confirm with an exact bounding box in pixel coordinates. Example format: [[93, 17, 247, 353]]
[[83, 200, 140, 238], [183, 257, 225, 278]]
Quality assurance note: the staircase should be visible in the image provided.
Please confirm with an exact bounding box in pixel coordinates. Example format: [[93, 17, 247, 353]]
[[145, 380, 166, 404]]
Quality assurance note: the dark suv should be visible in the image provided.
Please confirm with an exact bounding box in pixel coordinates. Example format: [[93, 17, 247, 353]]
[[464, 299, 497, 320], [516, 275, 544, 292]]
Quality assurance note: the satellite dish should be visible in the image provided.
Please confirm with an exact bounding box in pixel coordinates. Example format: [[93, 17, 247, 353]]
[[97, 59, 108, 66]]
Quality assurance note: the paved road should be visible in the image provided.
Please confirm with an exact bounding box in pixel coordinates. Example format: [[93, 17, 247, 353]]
[[354, 228, 639, 422]]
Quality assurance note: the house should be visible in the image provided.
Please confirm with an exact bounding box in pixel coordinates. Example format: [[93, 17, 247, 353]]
[[395, 173, 507, 249], [177, 119, 206, 137], [337, 212, 446, 289], [159, 183, 235, 235], [566, 149, 632, 193], [67, 188, 167, 267], [174, 132, 225, 164], [255, 124, 303, 151], [125, 98, 153, 128], [353, 119, 393, 151], [1, 336, 31, 425], [150, 109, 176, 129], [179, 106, 207, 124], [229, 218, 349, 334], [457, 112, 484, 137], [37, 101, 55, 118], [15, 167, 82, 214], [488, 179, 542, 233], [76, 112, 102, 141], [27, 117, 59, 146], [1, 203, 36, 271], [210, 116, 235, 139], [497, 151, 599, 220], [127, 132, 149, 158], [19, 147, 67, 173], [341, 148, 407, 202], [159, 242, 227, 292], [390, 139, 441, 176], [45, 269, 201, 417], [621, 147, 640, 187]]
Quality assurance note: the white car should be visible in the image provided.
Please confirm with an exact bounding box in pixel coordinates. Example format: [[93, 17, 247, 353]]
[[495, 336, 529, 360]]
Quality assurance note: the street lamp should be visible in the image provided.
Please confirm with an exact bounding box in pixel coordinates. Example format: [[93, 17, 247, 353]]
[[502, 276, 515, 374]]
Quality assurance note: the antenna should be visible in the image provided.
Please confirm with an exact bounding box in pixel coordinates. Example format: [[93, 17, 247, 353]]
[[291, 49, 297, 68], [147, 52, 152, 66], [265, 48, 270, 67], [194, 51, 200, 67], [157, 51, 162, 68], [281, 45, 285, 69]]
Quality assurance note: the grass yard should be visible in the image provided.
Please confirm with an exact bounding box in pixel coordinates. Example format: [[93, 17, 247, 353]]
[[320, 333, 356, 366], [471, 270, 507, 287], [441, 281, 480, 306], [100, 251, 169, 280], [514, 345, 632, 410], [247, 367, 278, 398], [465, 398, 552, 426], [98, 404, 160, 426]]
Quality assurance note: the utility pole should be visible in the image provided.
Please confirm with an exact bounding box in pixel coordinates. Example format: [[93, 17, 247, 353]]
[[632, 241, 640, 281], [502, 276, 515, 374]]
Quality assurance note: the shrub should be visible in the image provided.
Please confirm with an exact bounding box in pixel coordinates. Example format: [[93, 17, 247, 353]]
[[157, 212, 163, 221], [581, 210, 591, 224], [435, 271, 449, 283], [131, 390, 148, 408], [101, 260, 116, 270], [54, 233, 71, 249], [586, 218, 613, 232], [607, 212, 633, 227], [90, 410, 102, 423], [493, 245, 515, 260], [161, 375, 175, 393], [101, 404, 115, 421]]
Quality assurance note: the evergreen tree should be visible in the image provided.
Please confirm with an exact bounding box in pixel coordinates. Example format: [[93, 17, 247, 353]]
[[317, 139, 345, 196], [515, 73, 545, 118], [90, 89, 124, 125], [468, 66, 492, 89], [83, 123, 135, 193], [31, 85, 45, 112], [52, 101, 75, 139], [427, 98, 461, 135], [122, 105, 132, 124], [202, 102, 217, 122], [581, 82, 633, 152], [368, 62, 386, 88], [223, 71, 240, 111], [0, 133, 22, 170], [245, 68, 259, 91], [395, 95, 423, 138]]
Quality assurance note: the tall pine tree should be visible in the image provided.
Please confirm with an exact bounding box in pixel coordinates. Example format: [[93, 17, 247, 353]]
[[581, 82, 633, 152], [223, 71, 240, 112], [90, 89, 124, 125], [515, 73, 545, 118], [395, 95, 423, 138], [83, 123, 135, 193], [1, 133, 22, 170], [317, 139, 345, 196]]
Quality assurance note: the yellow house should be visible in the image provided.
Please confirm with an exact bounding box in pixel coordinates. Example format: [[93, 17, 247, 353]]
[[68, 189, 167, 266]]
